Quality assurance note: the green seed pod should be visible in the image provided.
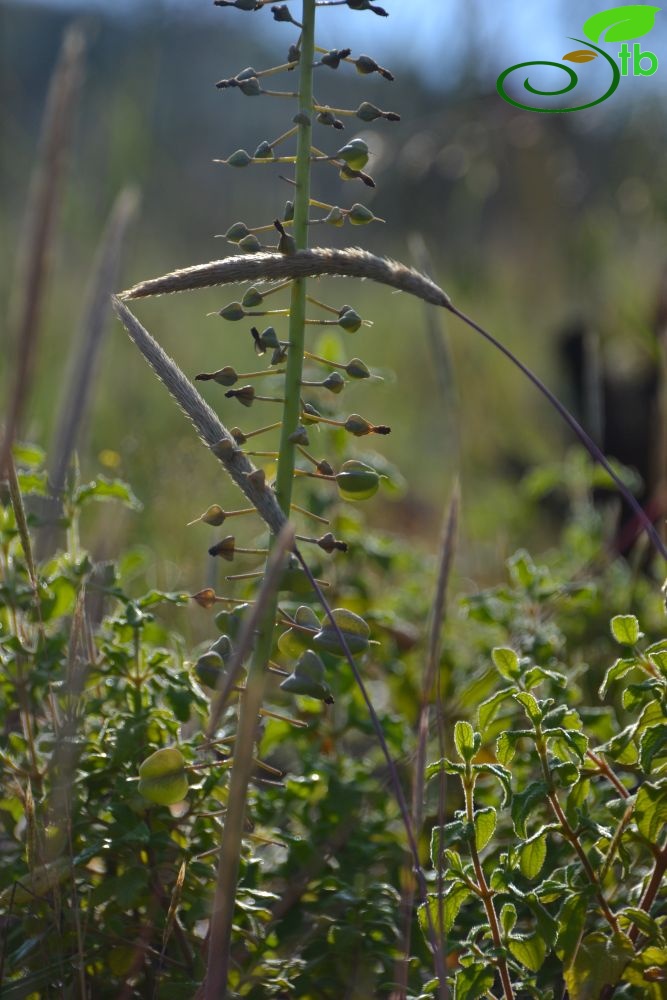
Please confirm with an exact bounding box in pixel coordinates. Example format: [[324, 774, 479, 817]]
[[225, 221, 250, 242], [278, 231, 297, 255], [345, 358, 370, 379], [356, 102, 383, 122], [278, 606, 321, 657], [254, 140, 274, 159], [233, 0, 261, 11], [208, 535, 236, 560], [196, 504, 226, 526], [336, 460, 381, 501], [324, 206, 345, 227], [344, 414, 390, 436], [348, 203, 376, 225], [238, 77, 262, 97], [338, 308, 362, 333], [138, 747, 188, 806], [287, 43, 300, 64], [219, 302, 246, 322], [283, 200, 294, 222], [236, 67, 257, 81], [196, 366, 239, 386], [242, 286, 264, 308], [289, 425, 310, 446], [280, 650, 334, 703], [279, 566, 316, 597], [194, 651, 226, 688], [312, 608, 371, 656], [227, 149, 253, 168], [322, 372, 345, 394], [225, 385, 256, 407], [238, 234, 263, 253], [214, 604, 250, 637], [336, 139, 369, 172], [210, 634, 233, 661], [354, 54, 394, 80]]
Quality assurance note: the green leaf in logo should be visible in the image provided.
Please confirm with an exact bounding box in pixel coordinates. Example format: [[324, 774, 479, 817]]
[[583, 5, 661, 44]]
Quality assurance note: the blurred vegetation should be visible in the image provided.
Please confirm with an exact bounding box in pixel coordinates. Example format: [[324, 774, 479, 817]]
[[2, 1, 667, 587]]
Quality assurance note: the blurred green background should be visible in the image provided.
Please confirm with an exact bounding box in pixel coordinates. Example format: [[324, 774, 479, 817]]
[[3, 0, 667, 596]]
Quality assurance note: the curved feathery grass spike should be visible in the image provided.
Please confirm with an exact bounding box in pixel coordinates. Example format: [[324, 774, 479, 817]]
[[118, 248, 451, 308], [112, 297, 287, 536]]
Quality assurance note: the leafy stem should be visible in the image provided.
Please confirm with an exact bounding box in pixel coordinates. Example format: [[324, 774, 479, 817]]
[[462, 769, 516, 1000]]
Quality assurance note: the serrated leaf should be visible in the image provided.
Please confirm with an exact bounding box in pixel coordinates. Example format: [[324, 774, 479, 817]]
[[514, 691, 542, 724], [556, 892, 590, 966], [74, 477, 142, 511], [519, 829, 547, 879], [496, 729, 529, 765], [619, 907, 665, 944], [610, 614, 641, 646], [492, 646, 521, 681], [512, 780, 548, 837], [478, 686, 517, 736], [474, 806, 496, 851], [648, 649, 667, 679], [583, 5, 660, 43], [635, 781, 667, 840], [564, 932, 634, 999], [563, 49, 598, 62], [509, 932, 547, 972], [600, 657, 638, 698], [639, 725, 667, 775], [419, 883, 471, 939], [454, 963, 496, 1000], [454, 720, 477, 761], [476, 762, 513, 806], [425, 757, 465, 780], [500, 902, 517, 935]]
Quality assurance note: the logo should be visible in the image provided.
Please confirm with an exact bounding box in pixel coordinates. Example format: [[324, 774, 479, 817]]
[[497, 4, 660, 113]]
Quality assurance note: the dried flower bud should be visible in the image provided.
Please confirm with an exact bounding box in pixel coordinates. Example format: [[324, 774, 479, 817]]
[[212, 438, 239, 459], [354, 54, 394, 80], [196, 366, 239, 386], [208, 536, 237, 561], [236, 67, 258, 81], [321, 48, 351, 70], [219, 302, 246, 321], [242, 286, 264, 308], [254, 140, 274, 159], [346, 0, 388, 17], [338, 308, 362, 333], [289, 425, 310, 446], [317, 110, 337, 127], [257, 326, 280, 351], [191, 505, 227, 527], [274, 219, 296, 255], [224, 221, 251, 242], [226, 149, 253, 168], [316, 460, 335, 476], [339, 163, 375, 188], [287, 43, 300, 64], [301, 402, 321, 424], [271, 4, 293, 22], [238, 234, 263, 253], [345, 357, 370, 379], [230, 427, 247, 444], [246, 468, 267, 488], [225, 385, 256, 406], [214, 0, 261, 8], [271, 346, 288, 365], [293, 111, 310, 126], [336, 138, 369, 172], [322, 372, 345, 394], [191, 588, 218, 609], [317, 532, 348, 554], [283, 200, 294, 221]]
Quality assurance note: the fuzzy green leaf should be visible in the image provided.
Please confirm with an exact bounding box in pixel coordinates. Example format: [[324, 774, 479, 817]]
[[492, 646, 521, 681], [74, 477, 142, 511], [635, 781, 667, 840], [514, 691, 542, 724], [454, 720, 478, 762], [511, 780, 548, 837], [610, 614, 641, 646], [563, 932, 634, 999], [519, 828, 548, 879], [556, 892, 591, 966], [478, 687, 517, 737], [474, 806, 496, 851], [600, 657, 638, 698], [419, 883, 471, 938], [509, 932, 547, 972], [454, 963, 496, 1000], [496, 729, 528, 765], [639, 725, 667, 775]]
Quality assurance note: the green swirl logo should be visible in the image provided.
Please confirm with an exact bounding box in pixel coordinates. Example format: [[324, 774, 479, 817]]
[[497, 4, 661, 113]]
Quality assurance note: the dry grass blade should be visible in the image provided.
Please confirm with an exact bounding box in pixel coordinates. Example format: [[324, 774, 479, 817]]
[[119, 247, 451, 308], [204, 523, 294, 1000], [1, 26, 85, 478], [112, 297, 286, 535], [50, 187, 140, 493], [393, 482, 459, 1000]]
